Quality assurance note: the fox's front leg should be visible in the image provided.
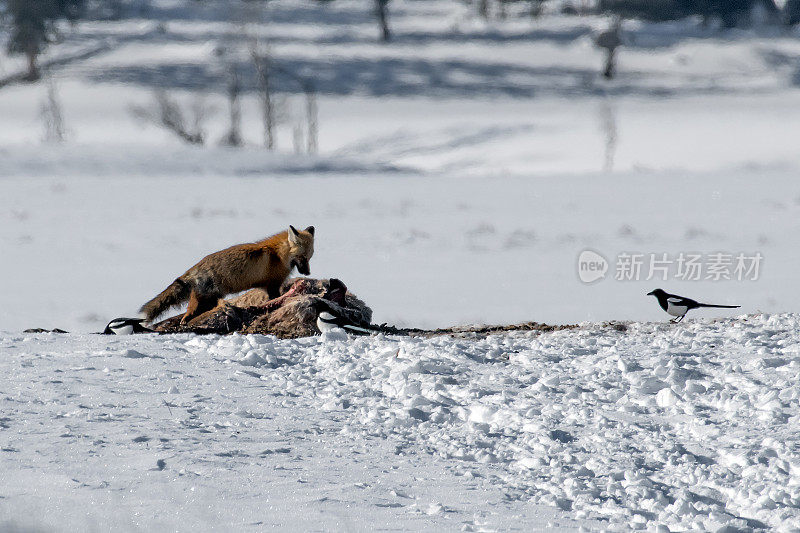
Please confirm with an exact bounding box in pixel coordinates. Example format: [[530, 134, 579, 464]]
[[265, 280, 282, 300]]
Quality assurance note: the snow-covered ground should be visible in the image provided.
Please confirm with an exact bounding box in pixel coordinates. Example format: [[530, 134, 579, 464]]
[[4, 315, 800, 531], [1, 1, 800, 332], [2, 0, 800, 530]]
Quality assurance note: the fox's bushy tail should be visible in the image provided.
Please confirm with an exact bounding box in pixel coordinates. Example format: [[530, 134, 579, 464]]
[[140, 278, 191, 322]]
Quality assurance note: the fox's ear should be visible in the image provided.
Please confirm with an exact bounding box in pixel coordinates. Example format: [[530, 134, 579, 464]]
[[305, 226, 315, 236], [288, 225, 300, 245]]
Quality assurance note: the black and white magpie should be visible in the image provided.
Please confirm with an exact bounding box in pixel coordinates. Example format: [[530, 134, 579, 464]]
[[647, 289, 740, 323], [316, 311, 373, 336], [103, 317, 154, 335]]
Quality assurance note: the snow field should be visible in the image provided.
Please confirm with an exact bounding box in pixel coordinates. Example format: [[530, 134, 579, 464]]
[[0, 329, 588, 532], [189, 313, 800, 531], [5, 313, 800, 530]]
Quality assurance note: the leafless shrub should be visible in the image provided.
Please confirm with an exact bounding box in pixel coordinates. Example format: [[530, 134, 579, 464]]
[[266, 65, 319, 155], [130, 90, 208, 145], [288, 92, 319, 156]]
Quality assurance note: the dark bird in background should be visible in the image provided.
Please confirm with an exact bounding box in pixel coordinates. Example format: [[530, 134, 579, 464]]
[[103, 317, 154, 335], [647, 289, 740, 323]]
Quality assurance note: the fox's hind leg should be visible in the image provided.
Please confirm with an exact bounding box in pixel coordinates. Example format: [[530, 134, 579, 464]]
[[182, 291, 220, 324]]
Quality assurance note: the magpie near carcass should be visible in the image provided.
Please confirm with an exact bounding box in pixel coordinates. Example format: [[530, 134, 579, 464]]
[[647, 289, 740, 323], [316, 311, 374, 336], [103, 317, 154, 335]]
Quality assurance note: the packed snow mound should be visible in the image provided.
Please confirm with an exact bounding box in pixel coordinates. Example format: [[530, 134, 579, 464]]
[[3, 313, 800, 531]]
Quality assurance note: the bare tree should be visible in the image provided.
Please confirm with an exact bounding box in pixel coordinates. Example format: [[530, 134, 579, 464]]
[[40, 73, 66, 142], [305, 91, 318, 154], [293, 122, 304, 155], [595, 17, 622, 79], [375, 0, 391, 41], [6, 0, 57, 81], [221, 62, 243, 147], [287, 93, 320, 155], [478, 0, 490, 18], [530, 0, 545, 17], [268, 65, 319, 154], [251, 42, 277, 150], [130, 91, 207, 145], [242, 0, 319, 155], [598, 102, 618, 173]]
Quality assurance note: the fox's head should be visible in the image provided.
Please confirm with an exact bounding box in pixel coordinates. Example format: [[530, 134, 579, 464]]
[[287, 225, 315, 276]]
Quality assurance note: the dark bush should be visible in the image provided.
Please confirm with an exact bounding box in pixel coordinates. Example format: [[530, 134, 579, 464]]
[[600, 0, 777, 26]]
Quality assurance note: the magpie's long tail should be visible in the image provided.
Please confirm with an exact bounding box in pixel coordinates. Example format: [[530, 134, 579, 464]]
[[698, 303, 740, 309]]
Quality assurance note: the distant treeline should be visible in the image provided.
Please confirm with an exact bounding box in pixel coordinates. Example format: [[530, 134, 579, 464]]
[[600, 0, 800, 27]]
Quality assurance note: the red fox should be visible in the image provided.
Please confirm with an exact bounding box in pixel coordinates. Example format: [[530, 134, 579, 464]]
[[140, 225, 315, 324]]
